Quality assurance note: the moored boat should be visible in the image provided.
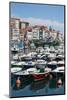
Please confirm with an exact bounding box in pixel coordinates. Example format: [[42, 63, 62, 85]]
[[11, 45, 19, 54], [57, 60, 64, 67], [36, 59, 47, 69], [11, 61, 25, 67], [55, 54, 64, 61], [48, 53, 56, 60], [51, 66, 64, 77], [47, 61, 57, 70], [11, 67, 22, 73], [23, 61, 35, 69], [32, 67, 51, 81]]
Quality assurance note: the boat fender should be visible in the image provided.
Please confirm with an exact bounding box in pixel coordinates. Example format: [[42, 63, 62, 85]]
[[16, 77, 21, 87], [57, 79, 62, 85]]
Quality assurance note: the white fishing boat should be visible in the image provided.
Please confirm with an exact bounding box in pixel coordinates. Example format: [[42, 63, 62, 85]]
[[14, 67, 51, 81], [23, 61, 35, 69], [51, 66, 64, 77], [20, 55, 32, 62], [48, 53, 56, 60], [49, 46, 56, 53], [57, 60, 64, 67], [52, 66, 64, 73], [12, 54, 19, 61], [11, 45, 19, 53], [36, 59, 47, 64], [11, 61, 17, 65], [36, 47, 44, 53], [55, 54, 64, 61], [44, 45, 50, 51], [44, 46, 50, 56], [37, 54, 41, 58], [11, 67, 22, 73], [27, 52, 37, 57], [47, 61, 57, 70], [57, 49, 64, 55], [36, 59, 47, 69], [13, 68, 38, 76], [57, 54, 64, 59], [40, 54, 47, 60], [12, 68, 37, 81], [11, 61, 25, 67]]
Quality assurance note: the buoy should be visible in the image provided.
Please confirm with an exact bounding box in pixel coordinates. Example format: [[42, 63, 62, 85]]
[[57, 78, 62, 85], [16, 77, 21, 88]]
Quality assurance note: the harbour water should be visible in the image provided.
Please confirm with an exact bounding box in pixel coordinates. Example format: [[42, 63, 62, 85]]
[[10, 43, 65, 97], [11, 74, 65, 97]]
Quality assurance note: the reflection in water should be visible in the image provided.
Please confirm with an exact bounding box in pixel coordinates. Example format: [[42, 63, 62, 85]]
[[49, 79, 57, 89], [30, 79, 49, 92], [11, 75, 65, 97], [11, 75, 33, 90]]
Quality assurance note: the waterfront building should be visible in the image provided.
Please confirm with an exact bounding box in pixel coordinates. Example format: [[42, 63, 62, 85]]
[[43, 29, 50, 42], [58, 32, 64, 43], [50, 30, 58, 42], [27, 31, 33, 40], [19, 21, 29, 40], [39, 27, 43, 40], [32, 27, 39, 40], [10, 18, 20, 40], [10, 17, 63, 45]]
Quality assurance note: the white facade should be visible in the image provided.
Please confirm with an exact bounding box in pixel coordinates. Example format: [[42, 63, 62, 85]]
[[21, 22, 26, 29], [11, 29, 19, 40], [11, 18, 20, 40], [27, 31, 33, 40], [50, 32, 57, 40], [32, 28, 39, 39], [43, 31, 49, 39], [15, 19, 19, 29], [59, 33, 63, 42], [12, 29, 19, 35]]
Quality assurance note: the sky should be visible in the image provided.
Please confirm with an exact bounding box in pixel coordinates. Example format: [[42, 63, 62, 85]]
[[10, 2, 64, 34]]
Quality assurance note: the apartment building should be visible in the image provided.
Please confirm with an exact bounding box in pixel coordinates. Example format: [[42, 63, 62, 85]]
[[10, 17, 63, 43], [19, 21, 29, 40], [32, 27, 39, 40], [10, 17, 20, 40]]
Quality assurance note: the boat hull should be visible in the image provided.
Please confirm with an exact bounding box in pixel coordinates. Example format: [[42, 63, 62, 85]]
[[57, 64, 65, 67], [23, 65, 35, 69], [32, 73, 49, 81], [36, 64, 46, 69], [11, 64, 23, 68], [50, 72, 65, 78], [47, 64, 57, 70], [11, 50, 18, 54]]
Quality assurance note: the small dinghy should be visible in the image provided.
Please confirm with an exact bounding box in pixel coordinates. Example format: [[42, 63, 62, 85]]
[[11, 67, 22, 73]]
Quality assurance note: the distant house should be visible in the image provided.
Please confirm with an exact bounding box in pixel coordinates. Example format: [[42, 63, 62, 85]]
[[50, 30, 58, 41], [32, 27, 39, 40], [10, 17, 20, 40], [27, 31, 33, 40], [19, 21, 29, 40], [10, 17, 63, 44]]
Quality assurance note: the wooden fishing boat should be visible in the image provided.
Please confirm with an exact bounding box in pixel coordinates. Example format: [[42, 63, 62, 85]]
[[32, 67, 51, 81]]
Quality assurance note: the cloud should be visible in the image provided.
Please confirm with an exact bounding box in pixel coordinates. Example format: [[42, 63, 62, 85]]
[[11, 15, 64, 33], [22, 17, 64, 33]]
